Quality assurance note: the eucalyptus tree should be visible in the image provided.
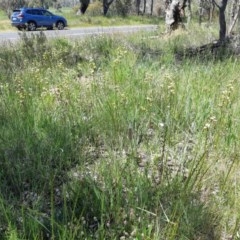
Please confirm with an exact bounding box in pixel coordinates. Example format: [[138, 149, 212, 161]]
[[78, 0, 115, 15], [213, 0, 228, 41], [103, 0, 115, 15], [228, 0, 240, 35], [165, 0, 188, 30], [198, 0, 215, 24], [0, 0, 25, 9], [165, 0, 230, 41], [196, 0, 240, 40], [0, 0, 55, 10], [0, 0, 27, 17], [79, 0, 89, 14]]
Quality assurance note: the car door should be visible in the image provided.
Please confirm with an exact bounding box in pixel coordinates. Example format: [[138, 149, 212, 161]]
[[29, 9, 42, 26], [39, 10, 55, 27]]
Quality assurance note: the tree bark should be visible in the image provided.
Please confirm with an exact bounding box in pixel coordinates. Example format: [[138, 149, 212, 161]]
[[199, 0, 215, 25], [218, 0, 228, 41], [209, 0, 215, 23], [165, 0, 187, 31], [213, 0, 228, 41], [136, 0, 141, 15], [185, 0, 192, 24], [228, 0, 240, 35], [40, 0, 44, 8], [143, 0, 146, 14], [150, 0, 154, 15], [103, 0, 115, 15], [79, 0, 90, 14]]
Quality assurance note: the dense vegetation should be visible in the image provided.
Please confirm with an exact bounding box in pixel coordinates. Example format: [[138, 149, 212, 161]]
[[1, 9, 240, 239]]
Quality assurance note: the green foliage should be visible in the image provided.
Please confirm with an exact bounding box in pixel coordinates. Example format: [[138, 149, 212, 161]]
[[112, 0, 132, 17], [86, 1, 103, 16], [0, 28, 240, 239]]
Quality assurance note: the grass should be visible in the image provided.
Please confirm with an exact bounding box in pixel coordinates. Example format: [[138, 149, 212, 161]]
[[57, 6, 161, 28], [0, 10, 12, 31], [1, 18, 240, 239]]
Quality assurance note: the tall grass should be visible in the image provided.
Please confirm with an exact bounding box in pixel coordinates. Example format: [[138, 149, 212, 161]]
[[0, 27, 240, 239]]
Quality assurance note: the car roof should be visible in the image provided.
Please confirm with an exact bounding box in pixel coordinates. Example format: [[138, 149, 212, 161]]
[[16, 7, 47, 11]]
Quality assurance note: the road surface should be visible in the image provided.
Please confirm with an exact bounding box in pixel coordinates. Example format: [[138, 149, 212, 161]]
[[0, 25, 158, 43]]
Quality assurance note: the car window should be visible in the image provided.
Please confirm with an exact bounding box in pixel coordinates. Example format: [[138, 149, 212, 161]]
[[12, 10, 21, 16], [41, 10, 53, 16], [35, 10, 43, 15], [26, 10, 33, 14]]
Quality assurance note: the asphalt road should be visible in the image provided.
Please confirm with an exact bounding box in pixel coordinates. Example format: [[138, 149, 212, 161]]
[[0, 25, 158, 43]]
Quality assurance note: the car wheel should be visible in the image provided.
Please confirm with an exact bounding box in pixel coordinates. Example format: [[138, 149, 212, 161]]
[[27, 21, 37, 31], [56, 21, 65, 30]]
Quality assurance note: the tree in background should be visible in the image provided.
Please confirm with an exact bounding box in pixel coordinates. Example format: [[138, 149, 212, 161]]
[[164, 0, 230, 41], [0, 0, 57, 10], [0, 0, 24, 9], [198, 0, 215, 25], [228, 0, 240, 35], [79, 0, 90, 14], [214, 0, 228, 41], [103, 0, 115, 15], [0, 0, 27, 17], [165, 0, 188, 31], [77, 0, 115, 16]]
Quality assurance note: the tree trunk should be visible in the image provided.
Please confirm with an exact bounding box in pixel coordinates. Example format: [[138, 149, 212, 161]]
[[185, 0, 192, 24], [228, 0, 240, 35], [143, 0, 146, 14], [79, 0, 90, 14], [217, 0, 228, 41], [209, 0, 215, 23], [165, 0, 171, 9], [150, 0, 154, 15], [40, 0, 44, 8], [199, 0, 215, 25], [165, 0, 186, 31], [103, 0, 109, 16], [230, 0, 238, 23], [199, 0, 206, 25], [136, 0, 141, 15], [198, 0, 203, 25], [103, 0, 115, 15]]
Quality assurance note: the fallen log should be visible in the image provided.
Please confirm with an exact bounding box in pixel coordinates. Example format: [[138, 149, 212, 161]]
[[175, 35, 240, 61]]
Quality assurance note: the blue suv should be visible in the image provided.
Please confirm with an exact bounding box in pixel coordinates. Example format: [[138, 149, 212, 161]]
[[11, 8, 68, 31]]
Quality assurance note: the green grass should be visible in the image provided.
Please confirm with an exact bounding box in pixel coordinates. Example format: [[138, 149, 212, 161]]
[[55, 6, 161, 28], [0, 10, 12, 31], [0, 21, 240, 239]]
